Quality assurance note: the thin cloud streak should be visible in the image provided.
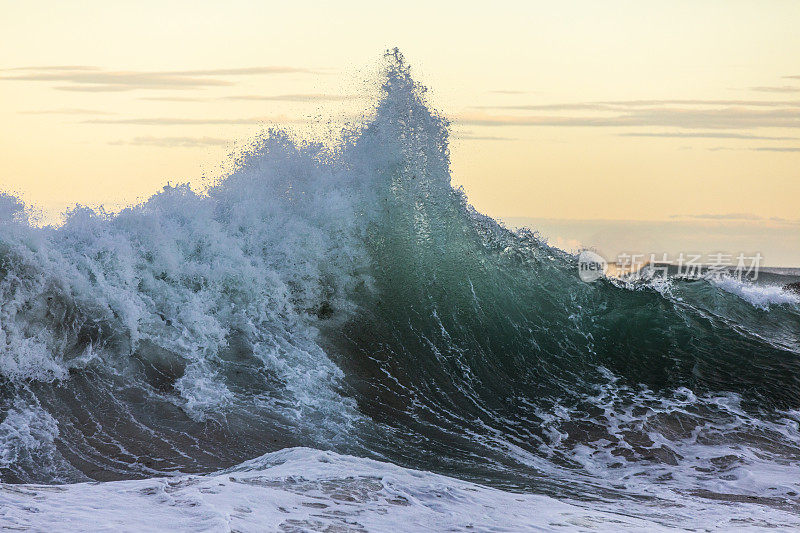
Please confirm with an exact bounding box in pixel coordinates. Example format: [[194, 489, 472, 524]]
[[488, 90, 530, 95], [3, 71, 233, 91], [85, 116, 315, 125], [670, 212, 764, 221], [706, 146, 800, 153], [620, 132, 797, 140], [222, 93, 358, 102], [3, 66, 100, 71], [137, 94, 358, 103], [109, 136, 228, 147], [19, 108, 115, 115], [474, 103, 608, 111], [456, 107, 800, 129], [600, 99, 800, 107], [55, 85, 164, 92], [480, 99, 800, 110], [0, 65, 318, 92], [670, 213, 800, 224], [158, 67, 312, 76], [139, 96, 207, 102], [753, 146, 800, 152], [452, 132, 517, 141], [750, 86, 800, 93]]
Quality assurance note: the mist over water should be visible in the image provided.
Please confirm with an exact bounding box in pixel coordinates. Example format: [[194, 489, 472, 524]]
[[2, 50, 800, 530]]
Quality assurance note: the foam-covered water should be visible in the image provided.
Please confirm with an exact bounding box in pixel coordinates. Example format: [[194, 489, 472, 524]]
[[713, 275, 800, 309], [1, 50, 800, 530], [0, 448, 682, 532]]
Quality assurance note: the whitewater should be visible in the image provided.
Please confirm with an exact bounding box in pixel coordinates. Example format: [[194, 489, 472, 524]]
[[1, 50, 800, 531]]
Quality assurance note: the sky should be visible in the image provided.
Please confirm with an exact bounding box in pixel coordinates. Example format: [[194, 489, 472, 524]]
[[1, 1, 799, 265]]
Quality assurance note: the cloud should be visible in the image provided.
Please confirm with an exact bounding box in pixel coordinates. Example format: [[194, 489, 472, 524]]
[[0, 65, 317, 92], [138, 96, 208, 102], [109, 136, 228, 147], [670, 213, 800, 225], [480, 99, 800, 110], [221, 93, 358, 102], [19, 108, 115, 115], [705, 146, 800, 153], [620, 132, 797, 140], [456, 113, 613, 127], [464, 94, 800, 133], [456, 107, 800, 129], [600, 99, 800, 107], [751, 86, 800, 93], [137, 94, 357, 103], [55, 85, 150, 92], [670, 213, 765, 221], [159, 67, 312, 76], [84, 116, 309, 125], [488, 90, 531, 95], [452, 132, 516, 141], [752, 146, 800, 152], [3, 65, 100, 71], [2, 69, 232, 91], [473, 103, 609, 111]]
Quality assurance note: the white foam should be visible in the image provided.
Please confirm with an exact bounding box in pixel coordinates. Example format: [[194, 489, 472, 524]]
[[713, 276, 800, 309], [0, 399, 59, 471], [549, 381, 800, 514], [0, 448, 721, 532], [0, 134, 372, 437], [0, 398, 77, 483]]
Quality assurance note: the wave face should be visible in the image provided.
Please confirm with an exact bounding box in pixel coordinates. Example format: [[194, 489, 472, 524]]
[[2, 50, 800, 525]]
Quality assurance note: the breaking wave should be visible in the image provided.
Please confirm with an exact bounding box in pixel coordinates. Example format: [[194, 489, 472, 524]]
[[1, 50, 800, 529]]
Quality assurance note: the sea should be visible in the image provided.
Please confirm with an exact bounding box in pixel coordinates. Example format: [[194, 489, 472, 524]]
[[1, 50, 800, 531]]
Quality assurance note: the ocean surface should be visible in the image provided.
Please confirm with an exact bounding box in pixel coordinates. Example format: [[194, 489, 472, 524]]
[[2, 50, 800, 531]]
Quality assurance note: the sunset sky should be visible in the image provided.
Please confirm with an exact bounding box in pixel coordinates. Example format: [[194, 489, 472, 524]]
[[2, 1, 799, 264]]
